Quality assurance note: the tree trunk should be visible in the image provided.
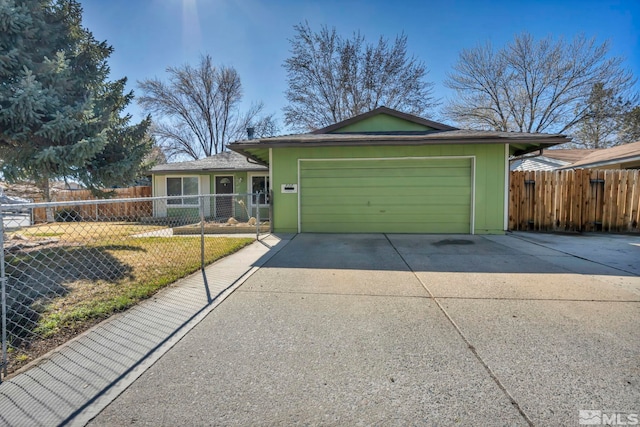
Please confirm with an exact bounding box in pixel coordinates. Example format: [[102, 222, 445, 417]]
[[40, 177, 55, 222]]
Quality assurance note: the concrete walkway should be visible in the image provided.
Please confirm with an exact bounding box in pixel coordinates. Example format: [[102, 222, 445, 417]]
[[0, 234, 288, 427], [87, 233, 639, 426]]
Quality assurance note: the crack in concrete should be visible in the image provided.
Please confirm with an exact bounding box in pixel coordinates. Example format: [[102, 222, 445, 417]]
[[383, 233, 535, 427]]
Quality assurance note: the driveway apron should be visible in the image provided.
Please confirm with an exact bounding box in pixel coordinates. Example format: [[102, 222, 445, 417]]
[[89, 233, 640, 427]]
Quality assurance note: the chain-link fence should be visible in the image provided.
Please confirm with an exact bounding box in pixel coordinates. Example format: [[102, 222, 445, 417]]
[[0, 193, 270, 381]]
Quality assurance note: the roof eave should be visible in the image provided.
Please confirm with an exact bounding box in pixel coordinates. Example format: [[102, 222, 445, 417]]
[[227, 146, 269, 166], [229, 136, 568, 151], [559, 154, 640, 170]]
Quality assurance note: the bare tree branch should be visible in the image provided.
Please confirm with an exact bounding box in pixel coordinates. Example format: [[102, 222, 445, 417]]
[[283, 22, 437, 132], [445, 33, 636, 138], [138, 55, 278, 160]]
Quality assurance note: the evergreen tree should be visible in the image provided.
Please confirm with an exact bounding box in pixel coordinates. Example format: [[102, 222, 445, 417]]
[[619, 106, 640, 144], [572, 83, 633, 148], [0, 0, 151, 201]]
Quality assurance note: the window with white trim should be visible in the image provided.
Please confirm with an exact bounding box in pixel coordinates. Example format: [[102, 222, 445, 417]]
[[167, 177, 199, 205], [251, 175, 269, 205]]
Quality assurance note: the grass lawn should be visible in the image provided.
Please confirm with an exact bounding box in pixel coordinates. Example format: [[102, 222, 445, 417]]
[[5, 222, 254, 372]]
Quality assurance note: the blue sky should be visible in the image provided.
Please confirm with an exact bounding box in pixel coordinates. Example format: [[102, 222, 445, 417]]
[[81, 0, 640, 129]]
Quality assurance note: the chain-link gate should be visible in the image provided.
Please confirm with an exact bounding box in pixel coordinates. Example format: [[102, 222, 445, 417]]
[[0, 193, 269, 382]]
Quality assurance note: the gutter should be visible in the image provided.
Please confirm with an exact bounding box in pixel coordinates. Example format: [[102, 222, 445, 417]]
[[509, 149, 544, 162]]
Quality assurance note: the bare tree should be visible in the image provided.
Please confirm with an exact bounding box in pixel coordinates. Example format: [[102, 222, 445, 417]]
[[283, 22, 437, 132], [138, 55, 277, 160], [445, 33, 636, 135]]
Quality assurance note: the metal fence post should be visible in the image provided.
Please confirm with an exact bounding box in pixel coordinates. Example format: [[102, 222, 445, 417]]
[[1, 204, 7, 382], [200, 195, 205, 270], [256, 192, 260, 240], [269, 190, 273, 233]]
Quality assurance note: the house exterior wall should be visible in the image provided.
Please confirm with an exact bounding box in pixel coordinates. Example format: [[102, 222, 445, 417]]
[[152, 171, 247, 218], [270, 144, 506, 234], [333, 115, 434, 133], [152, 171, 269, 220]]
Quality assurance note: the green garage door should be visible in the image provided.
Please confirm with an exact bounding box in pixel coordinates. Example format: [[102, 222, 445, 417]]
[[300, 158, 473, 233]]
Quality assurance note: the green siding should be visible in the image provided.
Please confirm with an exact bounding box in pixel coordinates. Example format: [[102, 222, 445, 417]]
[[270, 144, 506, 234], [167, 207, 199, 219], [332, 114, 434, 133], [300, 158, 471, 233]]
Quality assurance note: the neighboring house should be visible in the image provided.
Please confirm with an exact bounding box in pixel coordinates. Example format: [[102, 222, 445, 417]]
[[151, 151, 269, 219], [229, 106, 568, 234], [510, 149, 597, 171], [559, 141, 640, 170]]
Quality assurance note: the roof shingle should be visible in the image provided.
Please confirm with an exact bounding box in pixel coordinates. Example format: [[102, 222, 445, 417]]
[[563, 141, 640, 169], [151, 151, 267, 173]]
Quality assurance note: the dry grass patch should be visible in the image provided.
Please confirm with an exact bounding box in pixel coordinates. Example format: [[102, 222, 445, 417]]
[[4, 221, 253, 373], [11, 221, 165, 242]]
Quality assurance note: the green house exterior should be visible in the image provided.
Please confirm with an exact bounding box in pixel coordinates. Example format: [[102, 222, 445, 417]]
[[229, 107, 569, 234]]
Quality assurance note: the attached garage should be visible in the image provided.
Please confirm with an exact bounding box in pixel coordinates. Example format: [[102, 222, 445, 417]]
[[299, 157, 473, 233], [229, 106, 569, 235]]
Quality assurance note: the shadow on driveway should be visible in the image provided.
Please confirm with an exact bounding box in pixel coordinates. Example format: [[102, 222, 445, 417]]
[[89, 233, 640, 427]]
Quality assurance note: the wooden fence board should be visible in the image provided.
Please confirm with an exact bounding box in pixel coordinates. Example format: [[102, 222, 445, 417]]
[[597, 170, 606, 231], [32, 186, 152, 223], [620, 171, 631, 230], [630, 172, 640, 231], [508, 169, 640, 233]]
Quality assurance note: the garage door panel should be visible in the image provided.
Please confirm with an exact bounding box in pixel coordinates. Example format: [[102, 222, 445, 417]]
[[299, 158, 473, 234], [300, 185, 471, 199], [302, 220, 470, 234], [302, 176, 471, 189], [304, 204, 471, 216], [303, 212, 470, 223], [302, 166, 471, 179], [302, 158, 471, 170], [305, 195, 469, 211], [301, 195, 471, 207]]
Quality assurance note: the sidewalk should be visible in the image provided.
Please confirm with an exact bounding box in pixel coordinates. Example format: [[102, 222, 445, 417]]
[[0, 234, 289, 427]]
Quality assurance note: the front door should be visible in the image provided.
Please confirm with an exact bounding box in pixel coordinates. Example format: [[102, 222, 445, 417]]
[[215, 176, 234, 219]]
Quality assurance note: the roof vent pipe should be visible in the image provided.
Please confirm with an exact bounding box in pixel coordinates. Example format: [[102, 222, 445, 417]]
[[246, 127, 255, 139]]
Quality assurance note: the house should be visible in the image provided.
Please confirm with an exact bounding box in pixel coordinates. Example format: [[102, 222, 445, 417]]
[[151, 151, 269, 219], [510, 149, 597, 171], [228, 107, 569, 234], [559, 141, 640, 170]]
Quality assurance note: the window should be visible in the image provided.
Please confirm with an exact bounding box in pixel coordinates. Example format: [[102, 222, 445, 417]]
[[251, 175, 269, 205], [167, 177, 199, 205]]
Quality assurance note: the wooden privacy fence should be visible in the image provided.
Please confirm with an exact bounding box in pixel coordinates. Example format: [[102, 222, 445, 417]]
[[509, 170, 640, 232], [33, 186, 152, 223]]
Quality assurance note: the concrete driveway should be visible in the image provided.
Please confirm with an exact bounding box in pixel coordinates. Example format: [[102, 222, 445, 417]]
[[89, 233, 640, 426]]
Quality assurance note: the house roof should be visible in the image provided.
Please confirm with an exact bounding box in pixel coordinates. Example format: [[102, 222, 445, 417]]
[[560, 141, 640, 169], [541, 149, 598, 163], [230, 130, 570, 166], [312, 106, 459, 133], [510, 156, 572, 171], [228, 107, 570, 165], [151, 151, 267, 173]]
